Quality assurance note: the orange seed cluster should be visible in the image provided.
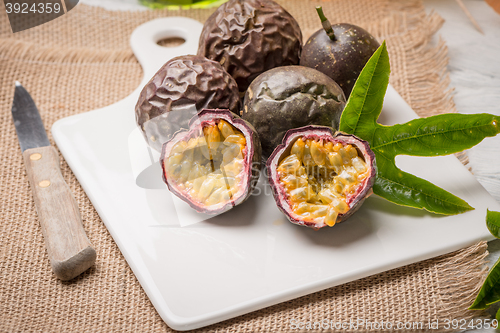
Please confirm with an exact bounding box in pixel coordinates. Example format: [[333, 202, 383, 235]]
[[165, 120, 247, 207], [277, 137, 369, 226]]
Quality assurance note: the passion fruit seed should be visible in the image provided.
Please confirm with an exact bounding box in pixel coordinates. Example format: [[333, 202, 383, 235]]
[[164, 119, 247, 208], [277, 137, 369, 227]]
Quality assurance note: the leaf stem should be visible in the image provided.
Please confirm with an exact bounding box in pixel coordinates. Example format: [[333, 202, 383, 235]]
[[315, 6, 335, 41]]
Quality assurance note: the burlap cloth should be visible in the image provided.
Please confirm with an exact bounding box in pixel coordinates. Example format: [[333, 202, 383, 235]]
[[0, 0, 490, 332]]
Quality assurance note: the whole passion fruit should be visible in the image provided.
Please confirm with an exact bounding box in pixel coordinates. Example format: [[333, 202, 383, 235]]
[[300, 7, 380, 98], [267, 126, 376, 229], [161, 109, 261, 214], [135, 55, 241, 151], [197, 0, 302, 93], [242, 66, 346, 158]]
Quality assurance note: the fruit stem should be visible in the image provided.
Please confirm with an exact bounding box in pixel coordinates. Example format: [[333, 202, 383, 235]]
[[315, 6, 335, 41]]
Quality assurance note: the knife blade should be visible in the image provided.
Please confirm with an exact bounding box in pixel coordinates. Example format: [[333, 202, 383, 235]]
[[12, 82, 96, 281]]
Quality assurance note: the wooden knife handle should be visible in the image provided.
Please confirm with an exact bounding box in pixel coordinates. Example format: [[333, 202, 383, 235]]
[[23, 146, 96, 281]]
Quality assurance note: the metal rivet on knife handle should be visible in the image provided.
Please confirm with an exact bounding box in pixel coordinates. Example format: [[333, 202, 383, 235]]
[[30, 153, 42, 161], [38, 180, 51, 188]]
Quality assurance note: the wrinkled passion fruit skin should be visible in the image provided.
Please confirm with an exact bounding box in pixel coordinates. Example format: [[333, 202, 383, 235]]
[[197, 0, 302, 93], [161, 109, 261, 215], [242, 66, 346, 158], [300, 23, 380, 98], [267, 126, 376, 229], [135, 55, 241, 151]]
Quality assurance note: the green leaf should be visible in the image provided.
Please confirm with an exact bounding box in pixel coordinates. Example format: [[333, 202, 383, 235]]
[[339, 40, 389, 140], [372, 114, 500, 157], [470, 211, 500, 311], [470, 211, 500, 310], [487, 209, 500, 239], [339, 41, 500, 215], [469, 255, 500, 310], [373, 156, 473, 214]]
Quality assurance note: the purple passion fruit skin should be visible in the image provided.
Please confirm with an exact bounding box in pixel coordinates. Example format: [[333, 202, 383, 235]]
[[267, 126, 376, 230], [300, 23, 380, 98], [197, 0, 302, 93], [135, 55, 241, 152], [161, 109, 262, 215], [242, 66, 346, 158]]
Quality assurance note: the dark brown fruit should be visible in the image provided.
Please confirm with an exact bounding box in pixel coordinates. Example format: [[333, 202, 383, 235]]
[[135, 55, 241, 151], [267, 126, 376, 230], [161, 109, 261, 215], [300, 23, 380, 98], [241, 66, 346, 158], [197, 0, 302, 93]]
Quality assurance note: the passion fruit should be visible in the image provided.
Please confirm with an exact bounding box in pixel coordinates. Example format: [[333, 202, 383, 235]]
[[197, 0, 302, 93], [267, 126, 376, 229], [300, 7, 380, 98], [135, 55, 241, 152], [161, 109, 261, 215], [242, 66, 346, 158]]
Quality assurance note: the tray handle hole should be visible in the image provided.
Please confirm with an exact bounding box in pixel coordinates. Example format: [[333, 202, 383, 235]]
[[157, 37, 186, 48]]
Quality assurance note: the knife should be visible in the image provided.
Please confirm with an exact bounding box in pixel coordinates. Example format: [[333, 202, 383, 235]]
[[12, 82, 96, 281]]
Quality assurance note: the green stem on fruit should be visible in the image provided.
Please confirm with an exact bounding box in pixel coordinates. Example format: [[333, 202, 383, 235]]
[[315, 6, 335, 41]]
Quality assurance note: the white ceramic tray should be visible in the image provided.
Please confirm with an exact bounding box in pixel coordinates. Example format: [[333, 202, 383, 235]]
[[52, 17, 500, 331]]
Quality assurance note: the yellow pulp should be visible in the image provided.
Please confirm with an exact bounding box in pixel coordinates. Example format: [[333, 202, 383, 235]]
[[165, 120, 247, 207], [277, 137, 369, 227]]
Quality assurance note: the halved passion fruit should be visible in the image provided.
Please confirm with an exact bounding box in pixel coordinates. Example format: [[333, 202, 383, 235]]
[[161, 109, 262, 214], [267, 126, 376, 229]]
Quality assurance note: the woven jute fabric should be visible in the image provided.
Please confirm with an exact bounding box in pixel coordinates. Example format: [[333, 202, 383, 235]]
[[0, 0, 488, 332]]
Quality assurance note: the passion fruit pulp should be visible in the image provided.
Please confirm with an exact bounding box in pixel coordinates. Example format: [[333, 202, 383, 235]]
[[267, 126, 376, 229], [161, 109, 261, 214]]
